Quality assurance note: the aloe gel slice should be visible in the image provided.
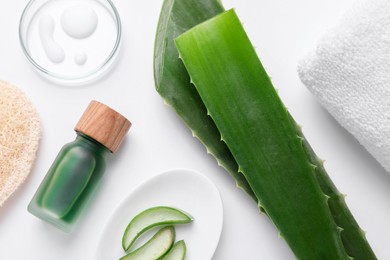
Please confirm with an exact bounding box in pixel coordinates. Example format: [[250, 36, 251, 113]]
[[161, 240, 186, 260], [175, 9, 352, 259], [120, 226, 175, 260], [154, 0, 257, 201], [122, 206, 193, 251]]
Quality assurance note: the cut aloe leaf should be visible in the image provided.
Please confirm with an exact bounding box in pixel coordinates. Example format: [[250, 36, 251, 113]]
[[175, 9, 353, 259], [122, 206, 193, 251], [161, 240, 186, 260], [154, 0, 257, 202], [154, 0, 376, 258], [120, 226, 175, 260], [290, 115, 377, 259]]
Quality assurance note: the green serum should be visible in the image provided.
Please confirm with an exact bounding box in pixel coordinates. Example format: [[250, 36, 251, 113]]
[[28, 101, 131, 231]]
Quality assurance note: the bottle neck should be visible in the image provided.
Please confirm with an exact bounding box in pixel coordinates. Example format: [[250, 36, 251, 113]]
[[75, 132, 111, 154]]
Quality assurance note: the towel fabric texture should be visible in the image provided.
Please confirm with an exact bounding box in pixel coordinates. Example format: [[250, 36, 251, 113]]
[[298, 0, 390, 172]]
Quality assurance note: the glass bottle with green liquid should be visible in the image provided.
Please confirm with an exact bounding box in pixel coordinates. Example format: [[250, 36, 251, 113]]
[[28, 100, 131, 231]]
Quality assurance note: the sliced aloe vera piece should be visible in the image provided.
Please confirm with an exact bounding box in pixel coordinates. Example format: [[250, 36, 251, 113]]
[[120, 226, 175, 260], [122, 206, 193, 251], [161, 240, 186, 260], [175, 9, 351, 259], [154, 0, 257, 201]]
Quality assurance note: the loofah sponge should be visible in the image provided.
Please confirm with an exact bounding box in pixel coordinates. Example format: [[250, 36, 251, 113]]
[[0, 80, 41, 206]]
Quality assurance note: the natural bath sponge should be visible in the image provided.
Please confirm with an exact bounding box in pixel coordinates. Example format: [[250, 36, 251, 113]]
[[298, 0, 390, 172], [0, 80, 41, 206]]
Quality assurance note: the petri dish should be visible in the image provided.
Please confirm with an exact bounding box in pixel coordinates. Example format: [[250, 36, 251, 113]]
[[19, 0, 121, 86]]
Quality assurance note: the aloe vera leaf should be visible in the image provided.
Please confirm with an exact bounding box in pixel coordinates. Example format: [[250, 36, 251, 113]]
[[290, 116, 376, 259], [154, 0, 257, 201], [175, 9, 351, 259], [154, 0, 376, 258]]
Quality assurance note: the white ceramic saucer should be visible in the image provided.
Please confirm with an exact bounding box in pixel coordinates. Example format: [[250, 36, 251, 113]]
[[95, 169, 223, 260]]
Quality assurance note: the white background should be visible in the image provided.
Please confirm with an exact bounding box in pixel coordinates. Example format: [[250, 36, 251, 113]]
[[1, 0, 390, 259]]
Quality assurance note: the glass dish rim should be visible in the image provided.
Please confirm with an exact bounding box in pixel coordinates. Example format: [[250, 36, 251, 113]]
[[18, 0, 122, 85]]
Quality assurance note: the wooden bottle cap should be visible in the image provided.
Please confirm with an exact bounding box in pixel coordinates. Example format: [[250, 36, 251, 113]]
[[75, 100, 131, 153]]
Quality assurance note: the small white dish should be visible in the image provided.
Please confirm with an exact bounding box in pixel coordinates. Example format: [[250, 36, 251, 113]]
[[95, 169, 223, 260]]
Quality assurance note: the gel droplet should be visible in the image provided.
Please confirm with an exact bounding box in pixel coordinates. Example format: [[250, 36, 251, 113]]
[[39, 15, 65, 63], [74, 52, 87, 65], [61, 5, 98, 39]]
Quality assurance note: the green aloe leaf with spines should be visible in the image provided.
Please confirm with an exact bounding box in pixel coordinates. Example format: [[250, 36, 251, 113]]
[[290, 115, 376, 259], [175, 9, 350, 258], [154, 0, 376, 258], [154, 0, 257, 202]]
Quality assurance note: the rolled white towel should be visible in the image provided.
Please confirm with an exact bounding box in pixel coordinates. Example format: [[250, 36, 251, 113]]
[[298, 0, 390, 172]]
